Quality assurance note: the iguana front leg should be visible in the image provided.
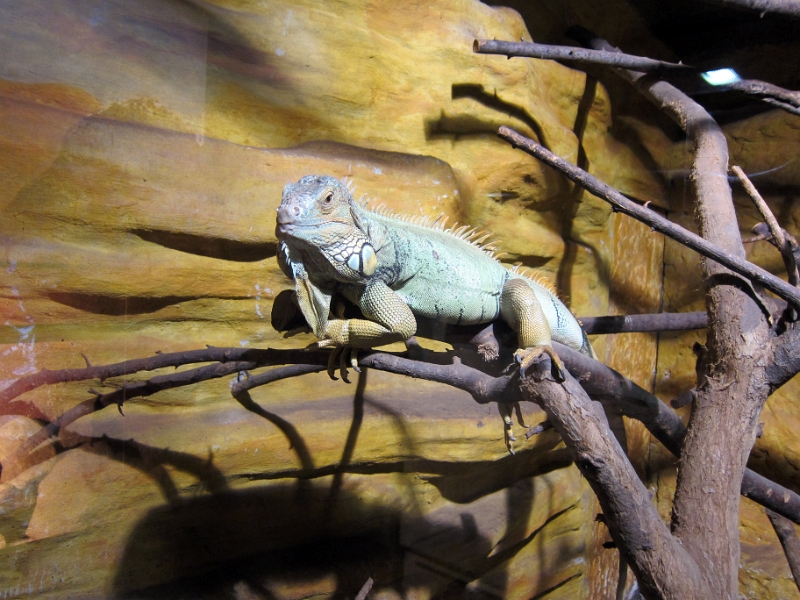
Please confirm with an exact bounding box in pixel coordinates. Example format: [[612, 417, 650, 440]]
[[325, 280, 417, 347], [295, 275, 416, 380]]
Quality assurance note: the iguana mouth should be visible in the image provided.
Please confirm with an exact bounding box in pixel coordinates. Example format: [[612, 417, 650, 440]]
[[276, 222, 296, 236]]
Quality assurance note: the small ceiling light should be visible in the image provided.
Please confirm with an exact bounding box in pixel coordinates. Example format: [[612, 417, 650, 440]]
[[701, 68, 741, 86]]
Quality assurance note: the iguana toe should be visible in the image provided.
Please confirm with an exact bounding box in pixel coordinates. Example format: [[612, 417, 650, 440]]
[[322, 345, 360, 383], [326, 346, 340, 381], [349, 348, 361, 374], [499, 403, 517, 455], [515, 345, 566, 382]]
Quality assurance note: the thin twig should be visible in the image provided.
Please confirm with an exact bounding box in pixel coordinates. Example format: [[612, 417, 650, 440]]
[[355, 577, 374, 600], [1, 360, 259, 480], [497, 126, 800, 311], [731, 164, 799, 287], [473, 39, 695, 73], [230, 364, 327, 395]]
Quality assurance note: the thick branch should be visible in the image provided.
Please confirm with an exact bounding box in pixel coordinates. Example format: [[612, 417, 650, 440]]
[[558, 343, 800, 525], [473, 39, 694, 73], [497, 126, 800, 311], [5, 337, 800, 529], [520, 371, 702, 598]]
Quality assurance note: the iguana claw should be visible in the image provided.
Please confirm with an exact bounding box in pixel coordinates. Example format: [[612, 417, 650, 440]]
[[499, 402, 531, 454], [317, 342, 360, 382], [515, 345, 566, 382]]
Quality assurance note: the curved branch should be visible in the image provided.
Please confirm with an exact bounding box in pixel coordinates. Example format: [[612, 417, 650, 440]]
[[5, 337, 800, 530], [0, 347, 325, 411]]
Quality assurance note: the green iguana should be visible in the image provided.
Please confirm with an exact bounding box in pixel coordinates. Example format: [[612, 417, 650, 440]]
[[276, 175, 595, 452]]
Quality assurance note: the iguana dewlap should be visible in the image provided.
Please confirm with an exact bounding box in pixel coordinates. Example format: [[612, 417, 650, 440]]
[[276, 175, 595, 452]]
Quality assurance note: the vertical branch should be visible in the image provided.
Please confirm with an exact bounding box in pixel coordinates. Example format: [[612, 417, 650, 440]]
[[567, 29, 775, 597]]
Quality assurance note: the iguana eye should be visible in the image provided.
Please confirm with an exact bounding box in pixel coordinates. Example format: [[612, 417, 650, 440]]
[[323, 192, 333, 204]]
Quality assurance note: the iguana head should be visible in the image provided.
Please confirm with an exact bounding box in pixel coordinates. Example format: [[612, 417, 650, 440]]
[[277, 175, 378, 278]]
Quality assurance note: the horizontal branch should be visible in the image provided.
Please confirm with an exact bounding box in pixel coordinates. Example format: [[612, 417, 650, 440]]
[[580, 312, 707, 334], [498, 126, 800, 310], [4, 337, 800, 527], [473, 39, 695, 73], [231, 364, 326, 395], [0, 347, 325, 411]]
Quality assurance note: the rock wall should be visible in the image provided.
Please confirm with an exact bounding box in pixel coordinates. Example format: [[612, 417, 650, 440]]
[[0, 0, 797, 598]]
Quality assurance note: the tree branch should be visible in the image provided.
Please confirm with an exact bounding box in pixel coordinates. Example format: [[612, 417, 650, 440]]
[[497, 126, 800, 311], [727, 79, 800, 110], [576, 30, 774, 599], [473, 39, 694, 73], [0, 347, 327, 412], [766, 509, 800, 593], [517, 369, 700, 599], [732, 164, 800, 288], [5, 334, 800, 531], [580, 312, 707, 334]]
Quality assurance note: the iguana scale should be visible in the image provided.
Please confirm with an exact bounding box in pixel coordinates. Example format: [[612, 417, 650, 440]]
[[276, 175, 595, 452]]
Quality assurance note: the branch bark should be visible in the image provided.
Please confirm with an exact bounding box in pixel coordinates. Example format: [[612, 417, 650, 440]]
[[727, 79, 800, 110], [5, 332, 800, 536], [732, 164, 800, 287]]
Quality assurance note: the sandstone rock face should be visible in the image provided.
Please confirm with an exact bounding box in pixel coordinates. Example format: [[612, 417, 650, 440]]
[[0, 0, 796, 598]]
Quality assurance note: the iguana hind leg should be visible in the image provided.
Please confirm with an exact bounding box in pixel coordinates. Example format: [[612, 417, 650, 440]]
[[500, 278, 566, 380]]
